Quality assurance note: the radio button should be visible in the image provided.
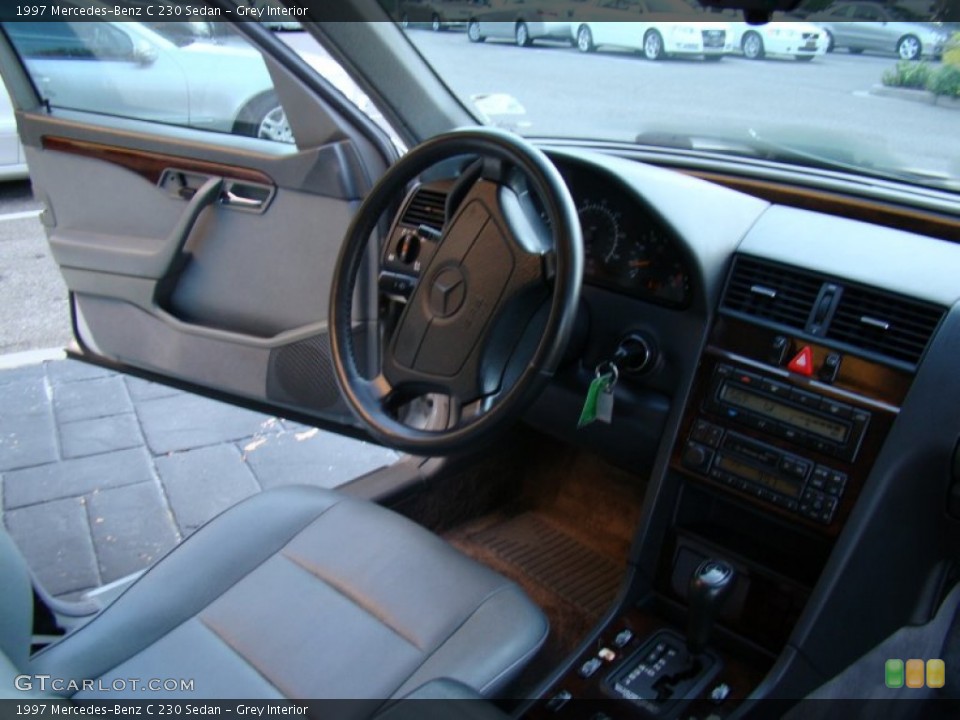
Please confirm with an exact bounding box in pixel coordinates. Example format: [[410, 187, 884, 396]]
[[716, 363, 733, 377], [820, 496, 839, 524], [760, 379, 791, 398], [790, 388, 821, 408], [691, 419, 724, 447], [810, 466, 830, 489], [780, 457, 810, 480], [781, 427, 802, 443], [819, 398, 852, 418], [825, 469, 848, 498]]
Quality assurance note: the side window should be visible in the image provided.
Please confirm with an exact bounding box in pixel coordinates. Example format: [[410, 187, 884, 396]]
[[827, 5, 853, 18], [852, 6, 880, 20], [2, 19, 295, 145]]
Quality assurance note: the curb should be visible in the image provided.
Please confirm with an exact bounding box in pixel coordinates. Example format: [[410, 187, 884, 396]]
[[0, 347, 66, 370], [869, 84, 960, 110]]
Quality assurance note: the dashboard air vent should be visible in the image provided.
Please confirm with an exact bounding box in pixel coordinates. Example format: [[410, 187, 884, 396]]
[[722, 257, 822, 331], [400, 187, 447, 232], [826, 288, 943, 366]]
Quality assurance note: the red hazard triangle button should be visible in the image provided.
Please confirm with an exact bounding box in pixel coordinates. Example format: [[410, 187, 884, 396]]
[[788, 346, 814, 376]]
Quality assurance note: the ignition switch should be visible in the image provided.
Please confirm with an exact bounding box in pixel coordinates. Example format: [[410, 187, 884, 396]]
[[615, 333, 658, 376]]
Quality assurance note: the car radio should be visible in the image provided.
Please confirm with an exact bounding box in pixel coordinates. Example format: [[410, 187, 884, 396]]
[[679, 363, 873, 527], [703, 363, 870, 463]]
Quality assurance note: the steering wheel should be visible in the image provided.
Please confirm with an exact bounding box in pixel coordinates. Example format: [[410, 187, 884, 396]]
[[329, 128, 583, 454]]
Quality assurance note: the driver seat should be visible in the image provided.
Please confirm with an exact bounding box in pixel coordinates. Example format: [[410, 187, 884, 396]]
[[0, 486, 548, 702]]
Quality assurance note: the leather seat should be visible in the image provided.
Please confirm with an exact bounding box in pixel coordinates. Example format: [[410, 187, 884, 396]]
[[1, 486, 548, 702]]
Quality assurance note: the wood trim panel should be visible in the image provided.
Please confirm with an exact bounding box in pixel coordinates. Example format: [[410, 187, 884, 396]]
[[41, 136, 274, 187], [686, 170, 960, 244]]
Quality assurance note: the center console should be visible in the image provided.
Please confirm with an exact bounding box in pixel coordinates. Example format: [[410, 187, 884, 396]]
[[526, 254, 934, 719]]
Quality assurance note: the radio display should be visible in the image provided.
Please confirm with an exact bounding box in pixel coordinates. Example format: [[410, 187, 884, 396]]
[[719, 383, 849, 444], [716, 455, 803, 498]]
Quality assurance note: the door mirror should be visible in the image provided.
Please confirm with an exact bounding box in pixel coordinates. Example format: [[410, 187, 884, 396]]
[[131, 40, 158, 66]]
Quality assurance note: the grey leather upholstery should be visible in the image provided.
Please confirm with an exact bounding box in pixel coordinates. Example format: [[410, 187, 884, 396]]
[[8, 486, 548, 702]]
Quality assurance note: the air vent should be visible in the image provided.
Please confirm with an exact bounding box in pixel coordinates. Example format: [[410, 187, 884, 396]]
[[400, 187, 447, 232], [722, 257, 823, 331], [826, 287, 943, 366]]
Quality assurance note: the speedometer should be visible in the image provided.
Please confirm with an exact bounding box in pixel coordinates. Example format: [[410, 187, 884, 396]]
[[579, 200, 625, 276]]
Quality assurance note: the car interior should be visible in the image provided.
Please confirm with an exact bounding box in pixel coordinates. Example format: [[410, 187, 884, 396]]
[[1, 0, 960, 717]]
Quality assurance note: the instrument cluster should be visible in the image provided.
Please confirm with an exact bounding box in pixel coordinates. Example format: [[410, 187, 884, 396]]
[[561, 162, 691, 308]]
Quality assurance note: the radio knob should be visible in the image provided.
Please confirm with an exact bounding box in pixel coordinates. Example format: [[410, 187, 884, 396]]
[[682, 442, 712, 472]]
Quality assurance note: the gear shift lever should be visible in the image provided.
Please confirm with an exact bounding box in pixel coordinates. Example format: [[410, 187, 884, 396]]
[[686, 559, 735, 656]]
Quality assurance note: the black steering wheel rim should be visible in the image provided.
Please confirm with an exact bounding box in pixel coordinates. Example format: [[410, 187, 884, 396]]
[[329, 127, 583, 454]]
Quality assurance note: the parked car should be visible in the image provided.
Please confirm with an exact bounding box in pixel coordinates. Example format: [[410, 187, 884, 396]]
[[3, 21, 294, 142], [729, 21, 827, 61], [466, 0, 578, 46], [0, 81, 28, 180], [399, 0, 477, 30], [571, 0, 732, 60], [807, 1, 950, 59]]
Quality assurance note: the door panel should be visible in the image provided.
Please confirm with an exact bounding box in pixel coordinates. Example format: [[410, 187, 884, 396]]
[[0, 17, 393, 430]]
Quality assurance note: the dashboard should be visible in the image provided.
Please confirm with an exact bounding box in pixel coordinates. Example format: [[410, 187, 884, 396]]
[[382, 144, 960, 708]]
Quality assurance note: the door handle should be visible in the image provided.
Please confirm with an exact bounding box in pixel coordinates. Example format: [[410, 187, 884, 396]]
[[221, 190, 264, 209], [219, 180, 274, 213]]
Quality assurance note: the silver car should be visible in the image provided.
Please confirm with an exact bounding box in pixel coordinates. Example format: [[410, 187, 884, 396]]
[[3, 21, 292, 142], [0, 82, 28, 181], [466, 0, 576, 46], [807, 2, 949, 60]]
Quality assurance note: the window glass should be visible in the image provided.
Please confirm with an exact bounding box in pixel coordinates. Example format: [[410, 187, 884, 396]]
[[852, 5, 880, 19], [4, 19, 296, 144]]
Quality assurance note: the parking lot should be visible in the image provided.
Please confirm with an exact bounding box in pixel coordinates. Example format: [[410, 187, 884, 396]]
[[398, 28, 960, 180]]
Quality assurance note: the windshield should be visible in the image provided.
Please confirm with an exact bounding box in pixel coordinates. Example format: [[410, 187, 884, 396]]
[[394, 3, 960, 194]]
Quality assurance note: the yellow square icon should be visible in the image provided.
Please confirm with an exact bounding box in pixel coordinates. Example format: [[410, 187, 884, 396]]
[[926, 659, 945, 689], [905, 659, 925, 688]]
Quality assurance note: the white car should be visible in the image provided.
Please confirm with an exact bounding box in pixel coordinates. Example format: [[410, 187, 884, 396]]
[[729, 21, 827, 61], [0, 81, 28, 181], [571, 0, 731, 60]]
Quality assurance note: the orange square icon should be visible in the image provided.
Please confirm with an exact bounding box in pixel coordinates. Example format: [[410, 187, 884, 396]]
[[926, 659, 945, 689], [905, 659, 925, 688]]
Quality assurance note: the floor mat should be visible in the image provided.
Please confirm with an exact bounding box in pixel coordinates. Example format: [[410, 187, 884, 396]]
[[466, 513, 622, 619], [446, 510, 626, 690]]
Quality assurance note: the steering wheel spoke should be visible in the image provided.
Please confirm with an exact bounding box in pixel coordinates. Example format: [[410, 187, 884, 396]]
[[330, 128, 582, 454]]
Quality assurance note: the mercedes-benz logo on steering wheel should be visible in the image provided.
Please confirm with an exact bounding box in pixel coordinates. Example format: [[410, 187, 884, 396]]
[[429, 267, 467, 318]]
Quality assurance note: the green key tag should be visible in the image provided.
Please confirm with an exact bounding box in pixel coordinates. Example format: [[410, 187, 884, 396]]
[[578, 373, 613, 428]]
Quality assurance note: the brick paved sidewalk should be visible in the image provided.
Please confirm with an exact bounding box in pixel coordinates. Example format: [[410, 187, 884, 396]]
[[0, 358, 398, 599]]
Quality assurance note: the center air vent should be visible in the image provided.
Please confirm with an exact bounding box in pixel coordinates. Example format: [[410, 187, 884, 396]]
[[722, 257, 822, 331], [826, 287, 943, 367], [400, 187, 447, 232]]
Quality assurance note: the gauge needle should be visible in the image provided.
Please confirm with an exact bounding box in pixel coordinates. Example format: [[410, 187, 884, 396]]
[[630, 260, 652, 268]]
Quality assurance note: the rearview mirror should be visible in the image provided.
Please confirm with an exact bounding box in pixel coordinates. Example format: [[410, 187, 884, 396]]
[[695, 0, 803, 22]]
